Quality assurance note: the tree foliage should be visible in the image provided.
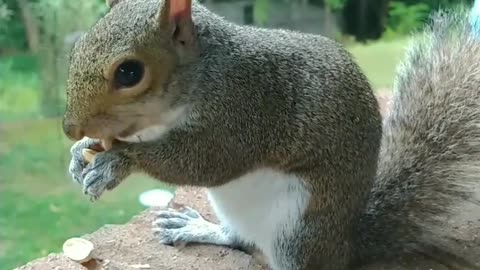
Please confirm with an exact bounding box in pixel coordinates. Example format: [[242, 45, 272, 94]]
[[386, 2, 430, 36], [0, 0, 28, 52], [324, 0, 346, 10]]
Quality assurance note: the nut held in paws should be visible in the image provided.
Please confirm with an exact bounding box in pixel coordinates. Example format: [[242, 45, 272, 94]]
[[62, 237, 94, 263], [82, 148, 98, 163]]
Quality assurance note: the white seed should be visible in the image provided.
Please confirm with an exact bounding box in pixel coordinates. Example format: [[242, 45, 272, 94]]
[[62, 237, 94, 263]]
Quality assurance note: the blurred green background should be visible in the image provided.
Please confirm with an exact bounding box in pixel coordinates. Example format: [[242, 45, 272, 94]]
[[0, 0, 471, 269]]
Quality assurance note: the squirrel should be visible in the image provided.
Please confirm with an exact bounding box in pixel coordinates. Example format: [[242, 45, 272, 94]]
[[62, 0, 480, 269]]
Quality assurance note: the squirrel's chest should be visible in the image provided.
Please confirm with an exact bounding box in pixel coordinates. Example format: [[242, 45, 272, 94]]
[[206, 168, 310, 256]]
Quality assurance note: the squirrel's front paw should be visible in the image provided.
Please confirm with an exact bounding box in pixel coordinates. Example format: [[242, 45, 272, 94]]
[[81, 151, 131, 201], [68, 137, 100, 184]]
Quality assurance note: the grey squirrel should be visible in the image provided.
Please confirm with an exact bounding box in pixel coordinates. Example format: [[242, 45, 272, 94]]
[[62, 0, 480, 269]]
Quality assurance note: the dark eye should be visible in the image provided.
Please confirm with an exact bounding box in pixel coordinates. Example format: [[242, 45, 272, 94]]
[[114, 60, 144, 88]]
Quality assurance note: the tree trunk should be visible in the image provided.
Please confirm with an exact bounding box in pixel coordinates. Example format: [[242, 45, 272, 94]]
[[357, 0, 367, 41], [342, 0, 391, 42], [17, 0, 40, 53]]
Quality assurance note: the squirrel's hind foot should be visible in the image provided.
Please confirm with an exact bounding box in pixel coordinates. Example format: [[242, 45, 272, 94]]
[[152, 207, 235, 247]]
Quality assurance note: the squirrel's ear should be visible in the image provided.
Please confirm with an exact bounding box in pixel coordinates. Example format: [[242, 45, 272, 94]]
[[159, 0, 194, 46], [106, 0, 121, 8]]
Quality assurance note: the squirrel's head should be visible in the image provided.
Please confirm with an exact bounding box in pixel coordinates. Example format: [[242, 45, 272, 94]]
[[62, 0, 197, 149]]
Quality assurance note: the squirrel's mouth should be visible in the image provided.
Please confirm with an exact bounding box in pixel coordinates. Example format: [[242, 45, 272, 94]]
[[97, 123, 171, 150], [117, 124, 138, 139], [100, 137, 115, 151], [96, 124, 137, 151], [116, 125, 167, 143]]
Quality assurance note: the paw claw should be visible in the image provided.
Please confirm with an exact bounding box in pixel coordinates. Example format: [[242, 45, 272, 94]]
[[155, 210, 190, 220], [152, 208, 210, 246], [78, 151, 128, 200], [68, 137, 101, 185], [152, 228, 188, 248], [152, 228, 174, 245], [182, 206, 201, 218], [154, 217, 188, 229]]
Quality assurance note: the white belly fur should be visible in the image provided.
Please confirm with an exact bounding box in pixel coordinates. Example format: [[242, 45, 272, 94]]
[[206, 168, 311, 268], [114, 117, 310, 268]]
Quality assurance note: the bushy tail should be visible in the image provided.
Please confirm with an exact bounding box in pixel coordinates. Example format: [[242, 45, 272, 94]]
[[358, 6, 480, 268]]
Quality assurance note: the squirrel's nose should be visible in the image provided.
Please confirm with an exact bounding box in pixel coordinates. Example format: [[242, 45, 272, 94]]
[[63, 120, 84, 141]]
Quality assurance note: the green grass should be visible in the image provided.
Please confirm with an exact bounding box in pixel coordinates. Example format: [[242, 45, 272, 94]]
[[0, 119, 175, 270], [0, 38, 409, 269], [348, 37, 410, 90], [0, 55, 41, 122]]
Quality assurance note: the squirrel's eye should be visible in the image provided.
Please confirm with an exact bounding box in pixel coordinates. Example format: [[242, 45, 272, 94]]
[[114, 60, 144, 88]]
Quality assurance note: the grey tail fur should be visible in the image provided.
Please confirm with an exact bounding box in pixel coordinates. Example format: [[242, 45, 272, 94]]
[[356, 8, 480, 269]]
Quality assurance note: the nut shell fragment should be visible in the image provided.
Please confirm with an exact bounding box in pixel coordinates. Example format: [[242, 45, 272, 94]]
[[62, 237, 94, 263], [82, 149, 98, 163]]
